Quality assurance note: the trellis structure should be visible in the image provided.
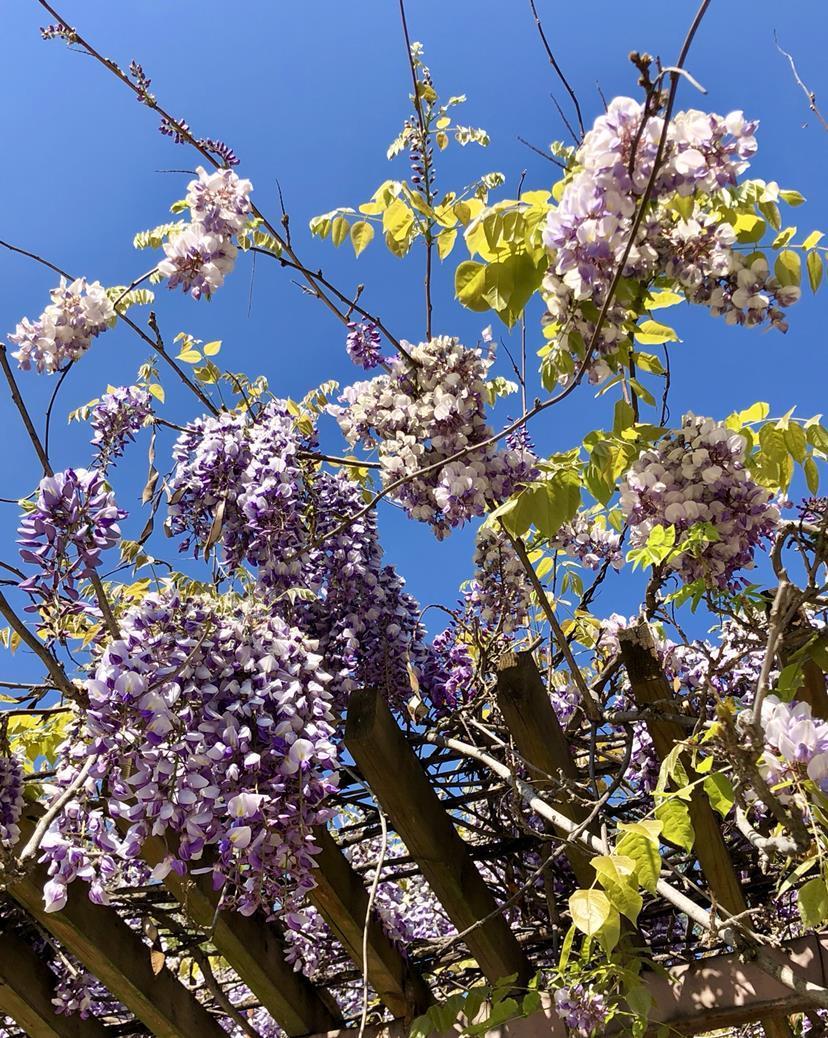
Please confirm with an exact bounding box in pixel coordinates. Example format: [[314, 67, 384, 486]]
[[2, 624, 826, 1038]]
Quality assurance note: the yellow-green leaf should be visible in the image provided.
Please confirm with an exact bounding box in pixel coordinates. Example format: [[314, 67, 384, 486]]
[[645, 289, 684, 310], [802, 230, 824, 250], [382, 199, 415, 242], [655, 797, 694, 852], [203, 340, 222, 357], [703, 772, 735, 818], [634, 320, 681, 346], [437, 228, 457, 261], [775, 249, 802, 288], [350, 220, 375, 257], [733, 213, 766, 244], [331, 216, 350, 248], [176, 349, 202, 364], [455, 260, 489, 312], [569, 889, 611, 936], [147, 384, 165, 404], [798, 876, 828, 927], [807, 250, 824, 293]]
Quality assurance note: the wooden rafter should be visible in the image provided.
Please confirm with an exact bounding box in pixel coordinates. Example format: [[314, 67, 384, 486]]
[[345, 686, 531, 986]]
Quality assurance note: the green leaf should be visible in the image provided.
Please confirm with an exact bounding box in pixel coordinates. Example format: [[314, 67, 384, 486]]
[[807, 250, 824, 293], [802, 230, 824, 250], [798, 876, 828, 927], [733, 213, 766, 243], [645, 289, 684, 310], [634, 320, 680, 346], [147, 383, 165, 404], [726, 401, 770, 429], [455, 260, 490, 312], [436, 227, 457, 260], [758, 200, 782, 231], [203, 340, 222, 357], [490, 470, 581, 540], [703, 772, 735, 818], [350, 220, 375, 257], [774, 249, 802, 288], [613, 399, 635, 434], [805, 456, 820, 494], [634, 351, 665, 375], [592, 854, 643, 924], [569, 889, 612, 936], [780, 189, 806, 207], [784, 423, 808, 464], [655, 798, 695, 852], [382, 199, 415, 242], [771, 226, 797, 249], [331, 215, 350, 247]]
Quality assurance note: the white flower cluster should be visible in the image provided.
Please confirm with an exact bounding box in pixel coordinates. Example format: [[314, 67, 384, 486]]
[[158, 166, 252, 300], [8, 278, 115, 374], [553, 512, 624, 571], [334, 336, 536, 536], [759, 695, 828, 793], [620, 413, 779, 587]]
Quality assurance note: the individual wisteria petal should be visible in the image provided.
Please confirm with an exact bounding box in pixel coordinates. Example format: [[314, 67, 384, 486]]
[[8, 278, 115, 374], [620, 413, 779, 588], [334, 336, 538, 536], [90, 385, 153, 469]]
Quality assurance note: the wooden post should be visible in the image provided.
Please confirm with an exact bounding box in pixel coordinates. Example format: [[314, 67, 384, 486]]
[[0, 930, 110, 1038], [310, 826, 432, 1017], [10, 810, 229, 1038], [345, 687, 531, 986], [496, 650, 594, 886], [137, 831, 342, 1035], [618, 623, 794, 1038]]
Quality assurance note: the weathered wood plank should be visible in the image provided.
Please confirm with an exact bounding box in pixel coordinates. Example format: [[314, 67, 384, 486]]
[[137, 832, 342, 1035], [10, 810, 228, 1038], [618, 622, 794, 1038], [300, 932, 828, 1038], [495, 650, 594, 886], [345, 687, 531, 986], [0, 930, 110, 1038], [310, 826, 431, 1018]]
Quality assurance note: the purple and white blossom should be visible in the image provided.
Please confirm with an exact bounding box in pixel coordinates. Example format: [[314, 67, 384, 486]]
[[8, 278, 114, 374], [157, 225, 237, 300], [620, 413, 779, 587], [345, 320, 384, 369], [553, 984, 609, 1035], [185, 166, 253, 237], [0, 755, 24, 849], [90, 385, 153, 469]]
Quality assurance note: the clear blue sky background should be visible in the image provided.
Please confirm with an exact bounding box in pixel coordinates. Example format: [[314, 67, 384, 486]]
[[1, 1, 827, 683]]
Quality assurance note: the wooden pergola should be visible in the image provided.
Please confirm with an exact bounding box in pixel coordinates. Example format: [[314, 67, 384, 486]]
[[1, 626, 825, 1038]]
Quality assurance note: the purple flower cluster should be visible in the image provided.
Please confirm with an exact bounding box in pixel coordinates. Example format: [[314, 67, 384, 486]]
[[420, 626, 475, 714], [17, 469, 125, 616], [465, 526, 533, 636], [90, 385, 153, 469], [168, 405, 430, 708], [759, 696, 828, 793], [49, 589, 341, 917], [620, 413, 779, 587], [346, 321, 384, 369], [157, 166, 252, 299], [553, 984, 609, 1035], [553, 512, 623, 571], [0, 755, 24, 850], [8, 278, 114, 374], [51, 963, 123, 1019], [549, 678, 582, 728], [334, 336, 537, 537], [542, 98, 795, 382]]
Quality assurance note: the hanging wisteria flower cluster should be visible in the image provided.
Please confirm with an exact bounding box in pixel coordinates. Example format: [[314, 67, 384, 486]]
[[553, 984, 609, 1035], [542, 98, 797, 382], [552, 512, 624, 571], [42, 589, 339, 916], [0, 755, 24, 850], [90, 385, 153, 469], [167, 402, 429, 708], [8, 277, 115, 374], [620, 413, 779, 587], [345, 320, 384, 369], [157, 165, 252, 299], [334, 336, 537, 536], [466, 526, 533, 636], [17, 469, 125, 619], [758, 696, 828, 793]]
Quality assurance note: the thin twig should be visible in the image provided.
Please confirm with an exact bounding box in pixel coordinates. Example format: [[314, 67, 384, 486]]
[[774, 31, 828, 132], [527, 0, 585, 138], [19, 755, 95, 864], [0, 345, 52, 476], [358, 806, 387, 1038]]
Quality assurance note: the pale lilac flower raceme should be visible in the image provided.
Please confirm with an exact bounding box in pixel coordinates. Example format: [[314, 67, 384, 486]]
[[620, 413, 779, 588], [8, 278, 115, 374], [759, 696, 828, 792], [0, 755, 24, 850], [157, 166, 252, 299], [465, 525, 533, 636], [345, 320, 384, 369], [542, 98, 796, 382], [334, 336, 537, 536], [90, 385, 153, 469], [553, 512, 624, 571]]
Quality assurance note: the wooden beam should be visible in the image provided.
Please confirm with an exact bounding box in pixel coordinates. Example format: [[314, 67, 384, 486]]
[[10, 812, 228, 1038], [310, 827, 431, 1018], [345, 687, 531, 986], [299, 932, 828, 1038], [137, 832, 342, 1036], [0, 930, 110, 1038], [618, 622, 794, 1038], [495, 650, 594, 886]]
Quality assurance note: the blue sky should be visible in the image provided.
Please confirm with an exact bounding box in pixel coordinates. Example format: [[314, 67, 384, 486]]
[[1, 1, 827, 683]]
